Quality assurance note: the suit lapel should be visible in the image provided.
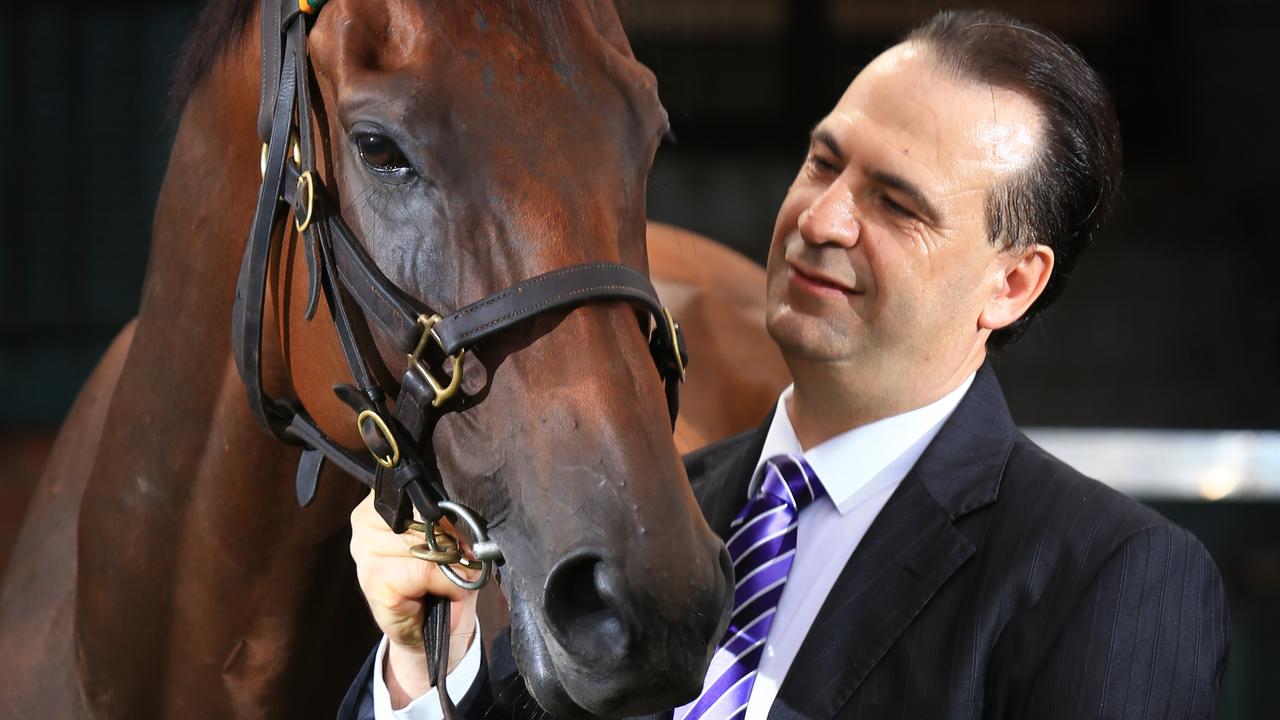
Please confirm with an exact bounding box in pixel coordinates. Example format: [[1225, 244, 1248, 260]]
[[768, 364, 1017, 720]]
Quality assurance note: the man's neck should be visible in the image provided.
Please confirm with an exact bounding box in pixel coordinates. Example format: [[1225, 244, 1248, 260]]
[[785, 345, 986, 450]]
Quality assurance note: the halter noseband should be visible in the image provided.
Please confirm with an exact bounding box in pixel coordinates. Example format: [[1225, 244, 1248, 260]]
[[231, 1, 687, 700]]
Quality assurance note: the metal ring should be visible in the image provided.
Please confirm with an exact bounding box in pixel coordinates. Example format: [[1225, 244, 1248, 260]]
[[355, 409, 399, 468], [260, 137, 301, 177], [406, 525, 464, 564], [436, 500, 498, 590], [405, 517, 490, 590], [294, 171, 315, 232], [403, 502, 501, 590]]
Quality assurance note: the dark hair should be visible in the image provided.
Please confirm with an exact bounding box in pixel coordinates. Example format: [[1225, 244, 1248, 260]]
[[906, 10, 1122, 348]]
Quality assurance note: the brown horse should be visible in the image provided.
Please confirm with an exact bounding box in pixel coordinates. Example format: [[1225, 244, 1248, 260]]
[[0, 5, 788, 717], [0, 1, 796, 717]]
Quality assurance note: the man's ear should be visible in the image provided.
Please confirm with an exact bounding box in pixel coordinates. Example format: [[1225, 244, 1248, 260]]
[[979, 243, 1054, 332]]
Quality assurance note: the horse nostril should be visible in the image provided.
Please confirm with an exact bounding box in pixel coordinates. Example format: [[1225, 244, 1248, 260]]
[[543, 553, 629, 661]]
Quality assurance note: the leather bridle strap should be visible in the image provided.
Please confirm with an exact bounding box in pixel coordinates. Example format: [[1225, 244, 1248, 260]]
[[231, 4, 300, 440], [232, 1, 690, 717]]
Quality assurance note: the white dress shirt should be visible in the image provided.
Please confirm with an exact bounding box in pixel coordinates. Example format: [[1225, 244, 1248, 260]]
[[372, 618, 482, 720], [376, 372, 973, 720], [694, 374, 974, 720]]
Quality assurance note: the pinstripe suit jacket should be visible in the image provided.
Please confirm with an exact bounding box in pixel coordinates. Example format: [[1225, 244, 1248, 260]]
[[340, 364, 1230, 719], [676, 364, 1229, 720]]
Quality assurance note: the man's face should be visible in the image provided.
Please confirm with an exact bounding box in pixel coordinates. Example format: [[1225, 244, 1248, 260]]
[[765, 42, 1042, 386]]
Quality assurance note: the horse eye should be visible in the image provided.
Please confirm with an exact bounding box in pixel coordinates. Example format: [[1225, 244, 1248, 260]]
[[355, 132, 411, 173]]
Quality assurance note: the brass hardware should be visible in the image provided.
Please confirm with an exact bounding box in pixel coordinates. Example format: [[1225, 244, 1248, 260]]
[[260, 137, 302, 178], [405, 504, 498, 591], [662, 307, 686, 381], [356, 409, 399, 468], [294, 171, 315, 232], [408, 314, 439, 367], [406, 522, 467, 564], [408, 314, 465, 408]]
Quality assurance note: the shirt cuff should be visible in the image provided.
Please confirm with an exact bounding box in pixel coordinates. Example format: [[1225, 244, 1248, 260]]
[[371, 617, 483, 720]]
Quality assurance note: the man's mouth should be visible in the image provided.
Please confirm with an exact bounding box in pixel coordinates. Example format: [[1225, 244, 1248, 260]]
[[788, 262, 858, 295]]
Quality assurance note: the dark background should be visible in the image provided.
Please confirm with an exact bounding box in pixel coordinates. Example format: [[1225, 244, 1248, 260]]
[[1, 0, 1276, 716]]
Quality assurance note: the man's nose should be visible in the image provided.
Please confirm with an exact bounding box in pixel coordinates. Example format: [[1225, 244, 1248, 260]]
[[798, 183, 860, 248]]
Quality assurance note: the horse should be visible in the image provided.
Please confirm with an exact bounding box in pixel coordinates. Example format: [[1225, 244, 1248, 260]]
[[0, 1, 789, 717]]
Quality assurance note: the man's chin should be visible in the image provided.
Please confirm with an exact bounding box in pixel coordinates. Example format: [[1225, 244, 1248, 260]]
[[766, 307, 861, 363]]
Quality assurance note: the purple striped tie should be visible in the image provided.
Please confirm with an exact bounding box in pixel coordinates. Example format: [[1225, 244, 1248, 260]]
[[675, 454, 826, 720]]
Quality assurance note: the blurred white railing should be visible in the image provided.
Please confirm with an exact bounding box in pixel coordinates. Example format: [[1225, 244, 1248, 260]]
[[1024, 429, 1280, 501]]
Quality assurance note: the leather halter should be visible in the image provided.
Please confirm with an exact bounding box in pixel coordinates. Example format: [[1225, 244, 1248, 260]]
[[232, 1, 687, 712]]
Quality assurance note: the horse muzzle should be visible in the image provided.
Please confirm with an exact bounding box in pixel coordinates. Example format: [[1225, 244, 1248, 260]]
[[505, 532, 733, 718]]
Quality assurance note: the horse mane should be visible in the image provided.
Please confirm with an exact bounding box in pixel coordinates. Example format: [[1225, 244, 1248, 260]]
[[170, 0, 258, 115]]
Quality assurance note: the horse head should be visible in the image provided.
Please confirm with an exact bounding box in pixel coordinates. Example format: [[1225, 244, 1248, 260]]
[[264, 1, 732, 715]]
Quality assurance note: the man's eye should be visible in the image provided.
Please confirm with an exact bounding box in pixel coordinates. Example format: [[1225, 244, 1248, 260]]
[[355, 133, 412, 173], [808, 153, 839, 173], [882, 194, 913, 218]]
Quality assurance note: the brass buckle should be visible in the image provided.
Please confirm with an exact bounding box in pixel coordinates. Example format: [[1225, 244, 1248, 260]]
[[662, 307, 686, 381], [294, 170, 315, 232], [356, 409, 400, 468], [408, 314, 464, 408]]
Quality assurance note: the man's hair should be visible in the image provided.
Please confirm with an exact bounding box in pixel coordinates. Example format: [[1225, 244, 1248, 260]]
[[906, 10, 1123, 348]]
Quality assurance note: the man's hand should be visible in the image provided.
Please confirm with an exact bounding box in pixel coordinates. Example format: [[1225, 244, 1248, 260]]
[[350, 492, 480, 709]]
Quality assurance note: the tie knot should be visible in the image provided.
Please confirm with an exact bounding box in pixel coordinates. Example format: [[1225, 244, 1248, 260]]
[[758, 454, 826, 512]]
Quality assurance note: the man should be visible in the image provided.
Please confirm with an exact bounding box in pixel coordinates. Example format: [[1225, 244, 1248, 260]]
[[343, 10, 1229, 719]]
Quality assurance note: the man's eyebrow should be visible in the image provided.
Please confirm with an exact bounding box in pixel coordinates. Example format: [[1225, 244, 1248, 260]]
[[810, 127, 845, 162], [868, 169, 943, 225], [810, 126, 943, 225]]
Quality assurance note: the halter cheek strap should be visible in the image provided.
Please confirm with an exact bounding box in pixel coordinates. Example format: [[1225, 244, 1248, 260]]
[[233, 2, 688, 715]]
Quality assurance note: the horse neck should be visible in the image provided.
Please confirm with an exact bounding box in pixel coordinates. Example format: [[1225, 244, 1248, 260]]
[[73, 34, 373, 717]]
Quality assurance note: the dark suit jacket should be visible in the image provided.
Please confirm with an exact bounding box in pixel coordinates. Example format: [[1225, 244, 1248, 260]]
[[342, 365, 1229, 719]]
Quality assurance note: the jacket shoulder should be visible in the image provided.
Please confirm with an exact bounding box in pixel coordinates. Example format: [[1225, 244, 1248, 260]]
[[1004, 431, 1176, 532], [987, 435, 1229, 716], [988, 431, 1224, 618]]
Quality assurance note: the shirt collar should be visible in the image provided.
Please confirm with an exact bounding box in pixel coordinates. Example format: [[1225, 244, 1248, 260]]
[[752, 373, 975, 515]]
